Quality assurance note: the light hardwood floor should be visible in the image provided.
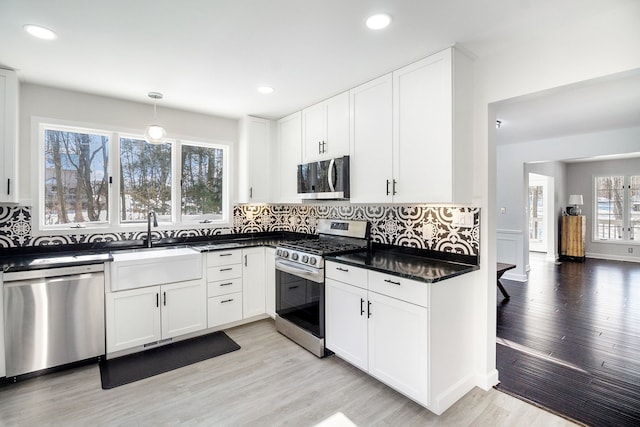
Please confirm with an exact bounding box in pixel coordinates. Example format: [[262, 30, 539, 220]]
[[0, 319, 577, 426]]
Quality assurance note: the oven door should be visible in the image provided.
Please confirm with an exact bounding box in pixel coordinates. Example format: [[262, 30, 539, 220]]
[[275, 259, 325, 339]]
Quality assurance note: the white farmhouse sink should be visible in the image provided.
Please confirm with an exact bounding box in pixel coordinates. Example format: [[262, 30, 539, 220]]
[[110, 246, 202, 291]]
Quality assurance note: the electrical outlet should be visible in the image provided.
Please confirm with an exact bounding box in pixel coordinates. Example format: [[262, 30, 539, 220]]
[[629, 247, 634, 254], [500, 207, 506, 214], [452, 210, 474, 228]]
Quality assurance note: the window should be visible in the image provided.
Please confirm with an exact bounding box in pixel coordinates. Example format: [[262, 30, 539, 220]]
[[119, 137, 172, 223], [180, 143, 226, 222], [43, 127, 109, 227], [594, 175, 640, 242], [36, 121, 231, 234]]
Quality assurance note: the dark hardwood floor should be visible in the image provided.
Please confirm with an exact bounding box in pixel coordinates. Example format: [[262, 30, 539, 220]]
[[496, 253, 640, 426]]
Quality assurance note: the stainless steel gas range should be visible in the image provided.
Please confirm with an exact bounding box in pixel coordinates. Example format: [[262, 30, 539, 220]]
[[274, 219, 370, 357]]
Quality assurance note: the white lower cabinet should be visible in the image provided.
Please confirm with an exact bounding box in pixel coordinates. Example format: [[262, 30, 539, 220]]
[[207, 250, 243, 327], [242, 247, 266, 318], [326, 275, 428, 405], [106, 279, 206, 354], [161, 280, 207, 339], [366, 290, 428, 404], [325, 278, 368, 370], [326, 261, 477, 415], [208, 293, 243, 326]]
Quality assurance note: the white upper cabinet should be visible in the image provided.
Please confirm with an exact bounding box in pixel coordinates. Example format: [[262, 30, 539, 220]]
[[0, 68, 19, 204], [275, 111, 302, 203], [237, 116, 272, 203], [392, 48, 473, 203], [349, 47, 474, 204], [301, 91, 349, 162], [349, 74, 393, 203]]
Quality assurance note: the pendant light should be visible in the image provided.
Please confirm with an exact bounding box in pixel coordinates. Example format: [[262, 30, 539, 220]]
[[145, 92, 166, 144]]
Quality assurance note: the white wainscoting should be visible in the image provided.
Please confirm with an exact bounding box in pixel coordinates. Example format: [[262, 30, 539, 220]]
[[497, 229, 528, 282]]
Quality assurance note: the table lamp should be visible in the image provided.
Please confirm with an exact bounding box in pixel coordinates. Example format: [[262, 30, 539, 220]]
[[568, 194, 583, 215]]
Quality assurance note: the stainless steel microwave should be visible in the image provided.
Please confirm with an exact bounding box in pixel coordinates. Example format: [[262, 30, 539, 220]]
[[297, 156, 350, 200]]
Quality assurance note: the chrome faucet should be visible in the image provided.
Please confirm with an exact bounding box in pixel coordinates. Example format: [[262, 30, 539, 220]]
[[147, 211, 158, 248]]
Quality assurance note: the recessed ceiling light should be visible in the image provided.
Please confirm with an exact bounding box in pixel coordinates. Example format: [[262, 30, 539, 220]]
[[366, 13, 392, 30], [257, 86, 274, 94], [23, 24, 57, 40]]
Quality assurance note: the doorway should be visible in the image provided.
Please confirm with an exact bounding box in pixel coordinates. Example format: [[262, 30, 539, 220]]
[[527, 173, 554, 255]]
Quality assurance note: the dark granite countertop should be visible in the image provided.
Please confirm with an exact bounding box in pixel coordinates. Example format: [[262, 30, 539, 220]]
[[0, 232, 312, 273], [326, 246, 479, 283]]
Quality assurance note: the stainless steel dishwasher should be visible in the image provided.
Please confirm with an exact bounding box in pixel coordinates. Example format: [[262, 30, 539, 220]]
[[3, 264, 105, 378]]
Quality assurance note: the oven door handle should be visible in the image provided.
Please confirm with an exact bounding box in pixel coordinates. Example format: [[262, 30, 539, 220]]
[[275, 259, 324, 283]]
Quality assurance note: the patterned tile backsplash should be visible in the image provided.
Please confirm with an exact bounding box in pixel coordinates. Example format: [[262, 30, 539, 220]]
[[0, 204, 480, 256]]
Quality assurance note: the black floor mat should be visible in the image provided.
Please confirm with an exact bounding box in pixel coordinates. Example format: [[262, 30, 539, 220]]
[[99, 331, 240, 389]]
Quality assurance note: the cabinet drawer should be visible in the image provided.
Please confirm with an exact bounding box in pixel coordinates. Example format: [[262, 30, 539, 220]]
[[207, 278, 242, 297], [207, 250, 242, 267], [208, 292, 243, 328], [368, 271, 428, 307], [207, 264, 242, 282], [325, 262, 367, 289]]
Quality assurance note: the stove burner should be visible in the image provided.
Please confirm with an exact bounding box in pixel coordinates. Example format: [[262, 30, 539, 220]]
[[279, 239, 367, 256]]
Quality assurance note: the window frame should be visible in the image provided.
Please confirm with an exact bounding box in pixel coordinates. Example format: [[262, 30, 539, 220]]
[[32, 117, 232, 236], [592, 174, 639, 244], [176, 139, 230, 225]]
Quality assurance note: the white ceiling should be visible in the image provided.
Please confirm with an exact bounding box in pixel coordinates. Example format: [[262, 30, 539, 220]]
[[1, 0, 633, 121], [494, 68, 640, 145]]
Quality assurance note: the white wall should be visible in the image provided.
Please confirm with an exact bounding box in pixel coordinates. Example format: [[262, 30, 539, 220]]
[[471, 0, 640, 390], [18, 84, 238, 204], [566, 157, 640, 261]]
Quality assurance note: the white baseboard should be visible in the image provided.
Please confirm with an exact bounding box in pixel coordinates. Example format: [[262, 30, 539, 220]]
[[430, 373, 476, 415], [476, 368, 499, 391], [501, 271, 527, 282], [585, 252, 640, 263]]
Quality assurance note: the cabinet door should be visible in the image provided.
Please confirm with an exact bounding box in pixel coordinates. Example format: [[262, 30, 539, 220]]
[[264, 247, 276, 318], [161, 279, 207, 339], [0, 68, 19, 203], [238, 116, 271, 203], [276, 112, 302, 203], [325, 278, 368, 371], [242, 247, 266, 318], [302, 102, 326, 162], [393, 50, 453, 203], [325, 91, 350, 159], [367, 291, 429, 405], [106, 286, 161, 353], [349, 74, 393, 203]]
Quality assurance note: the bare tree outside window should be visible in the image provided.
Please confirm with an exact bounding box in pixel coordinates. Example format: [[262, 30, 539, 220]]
[[596, 176, 624, 240], [120, 137, 172, 222], [630, 176, 640, 240], [181, 144, 224, 220], [44, 129, 109, 225]]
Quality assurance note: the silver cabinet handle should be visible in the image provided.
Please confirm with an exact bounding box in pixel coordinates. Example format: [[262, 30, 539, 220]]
[[384, 279, 401, 286], [220, 267, 233, 272], [221, 299, 234, 304], [336, 267, 349, 272], [244, 255, 247, 267], [386, 179, 390, 195], [392, 179, 397, 195], [220, 282, 233, 286], [219, 253, 233, 257]]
